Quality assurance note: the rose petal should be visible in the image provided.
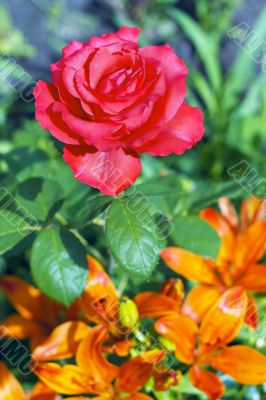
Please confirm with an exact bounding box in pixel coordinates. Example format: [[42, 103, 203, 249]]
[[136, 103, 204, 156], [63, 145, 142, 196], [87, 26, 141, 48], [139, 44, 188, 123], [34, 81, 81, 145]]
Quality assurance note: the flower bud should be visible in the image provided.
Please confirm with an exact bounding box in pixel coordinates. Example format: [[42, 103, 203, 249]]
[[154, 369, 182, 391], [158, 336, 176, 352], [160, 278, 184, 305], [119, 297, 139, 329]]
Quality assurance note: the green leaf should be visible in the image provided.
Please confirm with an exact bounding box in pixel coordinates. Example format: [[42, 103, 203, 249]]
[[189, 70, 218, 116], [0, 209, 36, 255], [105, 197, 161, 279], [225, 6, 266, 99], [175, 181, 243, 214], [171, 216, 221, 259], [132, 176, 182, 219], [31, 228, 88, 306], [169, 8, 222, 91], [16, 177, 65, 222], [3, 148, 49, 184], [61, 189, 112, 229]]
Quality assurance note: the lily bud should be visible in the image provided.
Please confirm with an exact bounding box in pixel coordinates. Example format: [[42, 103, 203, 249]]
[[119, 297, 139, 329], [160, 278, 184, 305], [154, 369, 182, 391], [158, 336, 176, 352]]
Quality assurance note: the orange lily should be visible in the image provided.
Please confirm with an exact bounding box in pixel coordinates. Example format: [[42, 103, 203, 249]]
[[0, 256, 131, 355], [218, 196, 265, 233], [155, 287, 266, 400], [0, 362, 59, 400], [135, 278, 184, 320], [76, 255, 136, 356], [161, 197, 266, 327], [0, 275, 64, 349], [33, 324, 179, 399]]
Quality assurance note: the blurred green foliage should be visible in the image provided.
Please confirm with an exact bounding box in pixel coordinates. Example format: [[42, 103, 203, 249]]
[[0, 4, 35, 57], [0, 0, 265, 398]]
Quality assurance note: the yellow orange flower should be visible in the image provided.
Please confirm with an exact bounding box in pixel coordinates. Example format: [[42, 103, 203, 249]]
[[0, 256, 132, 356], [218, 196, 265, 233], [0, 362, 59, 400], [160, 197, 266, 327], [33, 324, 169, 399], [77, 255, 136, 356], [155, 287, 266, 400], [0, 276, 63, 349]]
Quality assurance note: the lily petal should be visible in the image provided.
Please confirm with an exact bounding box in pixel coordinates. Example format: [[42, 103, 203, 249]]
[[33, 321, 90, 361], [237, 264, 266, 292], [135, 292, 180, 319], [155, 315, 198, 364], [116, 350, 165, 394], [34, 363, 102, 395], [199, 208, 235, 268], [30, 381, 61, 400], [209, 345, 266, 385], [77, 256, 118, 326], [218, 197, 239, 230], [199, 287, 248, 354], [232, 221, 266, 279], [1, 314, 46, 341], [125, 395, 154, 400], [240, 197, 266, 230], [244, 295, 259, 329], [0, 276, 57, 327], [182, 285, 222, 323], [189, 366, 224, 400], [76, 325, 119, 384], [0, 362, 24, 400], [160, 248, 220, 286]]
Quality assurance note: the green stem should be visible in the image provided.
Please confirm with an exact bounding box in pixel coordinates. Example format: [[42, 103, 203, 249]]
[[55, 212, 107, 265]]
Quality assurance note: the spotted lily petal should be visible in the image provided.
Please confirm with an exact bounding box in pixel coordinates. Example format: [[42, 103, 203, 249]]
[[33, 321, 90, 361], [77, 256, 118, 326], [199, 287, 248, 355], [76, 325, 119, 384]]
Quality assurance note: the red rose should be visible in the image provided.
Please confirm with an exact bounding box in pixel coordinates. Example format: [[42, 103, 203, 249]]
[[34, 26, 204, 196]]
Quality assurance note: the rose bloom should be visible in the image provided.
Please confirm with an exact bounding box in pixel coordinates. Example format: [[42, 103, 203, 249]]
[[34, 27, 204, 196]]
